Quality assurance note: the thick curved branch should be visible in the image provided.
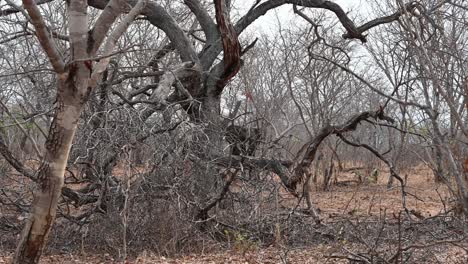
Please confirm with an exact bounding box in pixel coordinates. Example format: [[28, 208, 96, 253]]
[[197, 0, 425, 76], [22, 0, 65, 73], [90, 0, 147, 86], [88, 0, 199, 63], [184, 0, 218, 43], [88, 0, 125, 55], [343, 1, 418, 40], [319, 1, 366, 42], [236, 0, 424, 43], [235, 0, 363, 39], [214, 109, 395, 195], [286, 108, 395, 191]]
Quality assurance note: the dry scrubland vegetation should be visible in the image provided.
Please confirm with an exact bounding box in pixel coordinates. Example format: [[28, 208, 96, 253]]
[[1, 165, 467, 263], [0, 0, 467, 263]]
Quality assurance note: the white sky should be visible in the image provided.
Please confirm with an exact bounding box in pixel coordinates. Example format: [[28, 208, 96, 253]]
[[237, 0, 371, 35], [223, 0, 375, 115]]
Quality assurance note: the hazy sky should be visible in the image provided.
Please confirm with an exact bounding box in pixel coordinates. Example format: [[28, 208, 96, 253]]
[[238, 0, 371, 35]]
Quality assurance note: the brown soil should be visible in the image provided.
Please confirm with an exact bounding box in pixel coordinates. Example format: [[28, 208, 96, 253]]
[[1, 246, 467, 264], [1, 164, 466, 263]]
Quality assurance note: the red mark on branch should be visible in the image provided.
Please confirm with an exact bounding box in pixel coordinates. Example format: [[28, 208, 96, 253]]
[[84, 60, 93, 73]]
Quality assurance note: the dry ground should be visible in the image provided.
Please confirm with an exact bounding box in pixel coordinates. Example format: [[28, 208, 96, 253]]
[[1, 245, 466, 263], [1, 165, 467, 263], [309, 165, 452, 220]]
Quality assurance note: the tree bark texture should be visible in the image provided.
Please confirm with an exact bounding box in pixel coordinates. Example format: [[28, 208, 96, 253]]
[[13, 0, 145, 261], [13, 77, 87, 263]]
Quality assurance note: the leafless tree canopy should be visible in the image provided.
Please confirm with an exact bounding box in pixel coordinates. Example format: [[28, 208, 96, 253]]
[[0, 0, 467, 263]]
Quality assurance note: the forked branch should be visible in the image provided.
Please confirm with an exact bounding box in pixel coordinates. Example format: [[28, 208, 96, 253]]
[[90, 0, 147, 86]]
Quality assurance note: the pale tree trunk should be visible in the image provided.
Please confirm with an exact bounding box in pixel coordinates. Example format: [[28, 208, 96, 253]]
[[14, 79, 85, 264], [14, 0, 90, 261], [14, 0, 146, 262]]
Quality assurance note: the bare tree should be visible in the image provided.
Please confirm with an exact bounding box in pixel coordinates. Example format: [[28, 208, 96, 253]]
[[9, 0, 146, 262], [0, 0, 465, 262], [366, 0, 468, 215]]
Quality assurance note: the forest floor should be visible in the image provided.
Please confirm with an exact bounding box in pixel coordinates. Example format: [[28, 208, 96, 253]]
[[1, 165, 467, 263], [1, 245, 466, 264]]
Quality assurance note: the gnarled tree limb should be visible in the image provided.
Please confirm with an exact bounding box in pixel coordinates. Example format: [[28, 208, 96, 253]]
[[90, 0, 147, 85], [343, 1, 419, 40], [214, 0, 241, 93], [213, 108, 396, 195], [287, 109, 395, 191]]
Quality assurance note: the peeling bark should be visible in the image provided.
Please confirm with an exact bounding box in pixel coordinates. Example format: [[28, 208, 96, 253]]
[[12, 0, 145, 262], [214, 0, 241, 93], [14, 79, 85, 264]]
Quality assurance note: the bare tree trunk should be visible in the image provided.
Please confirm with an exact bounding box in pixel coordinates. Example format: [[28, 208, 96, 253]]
[[14, 79, 84, 263], [432, 139, 445, 183], [322, 156, 335, 191], [431, 117, 468, 217], [12, 0, 146, 261], [303, 173, 319, 219]]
